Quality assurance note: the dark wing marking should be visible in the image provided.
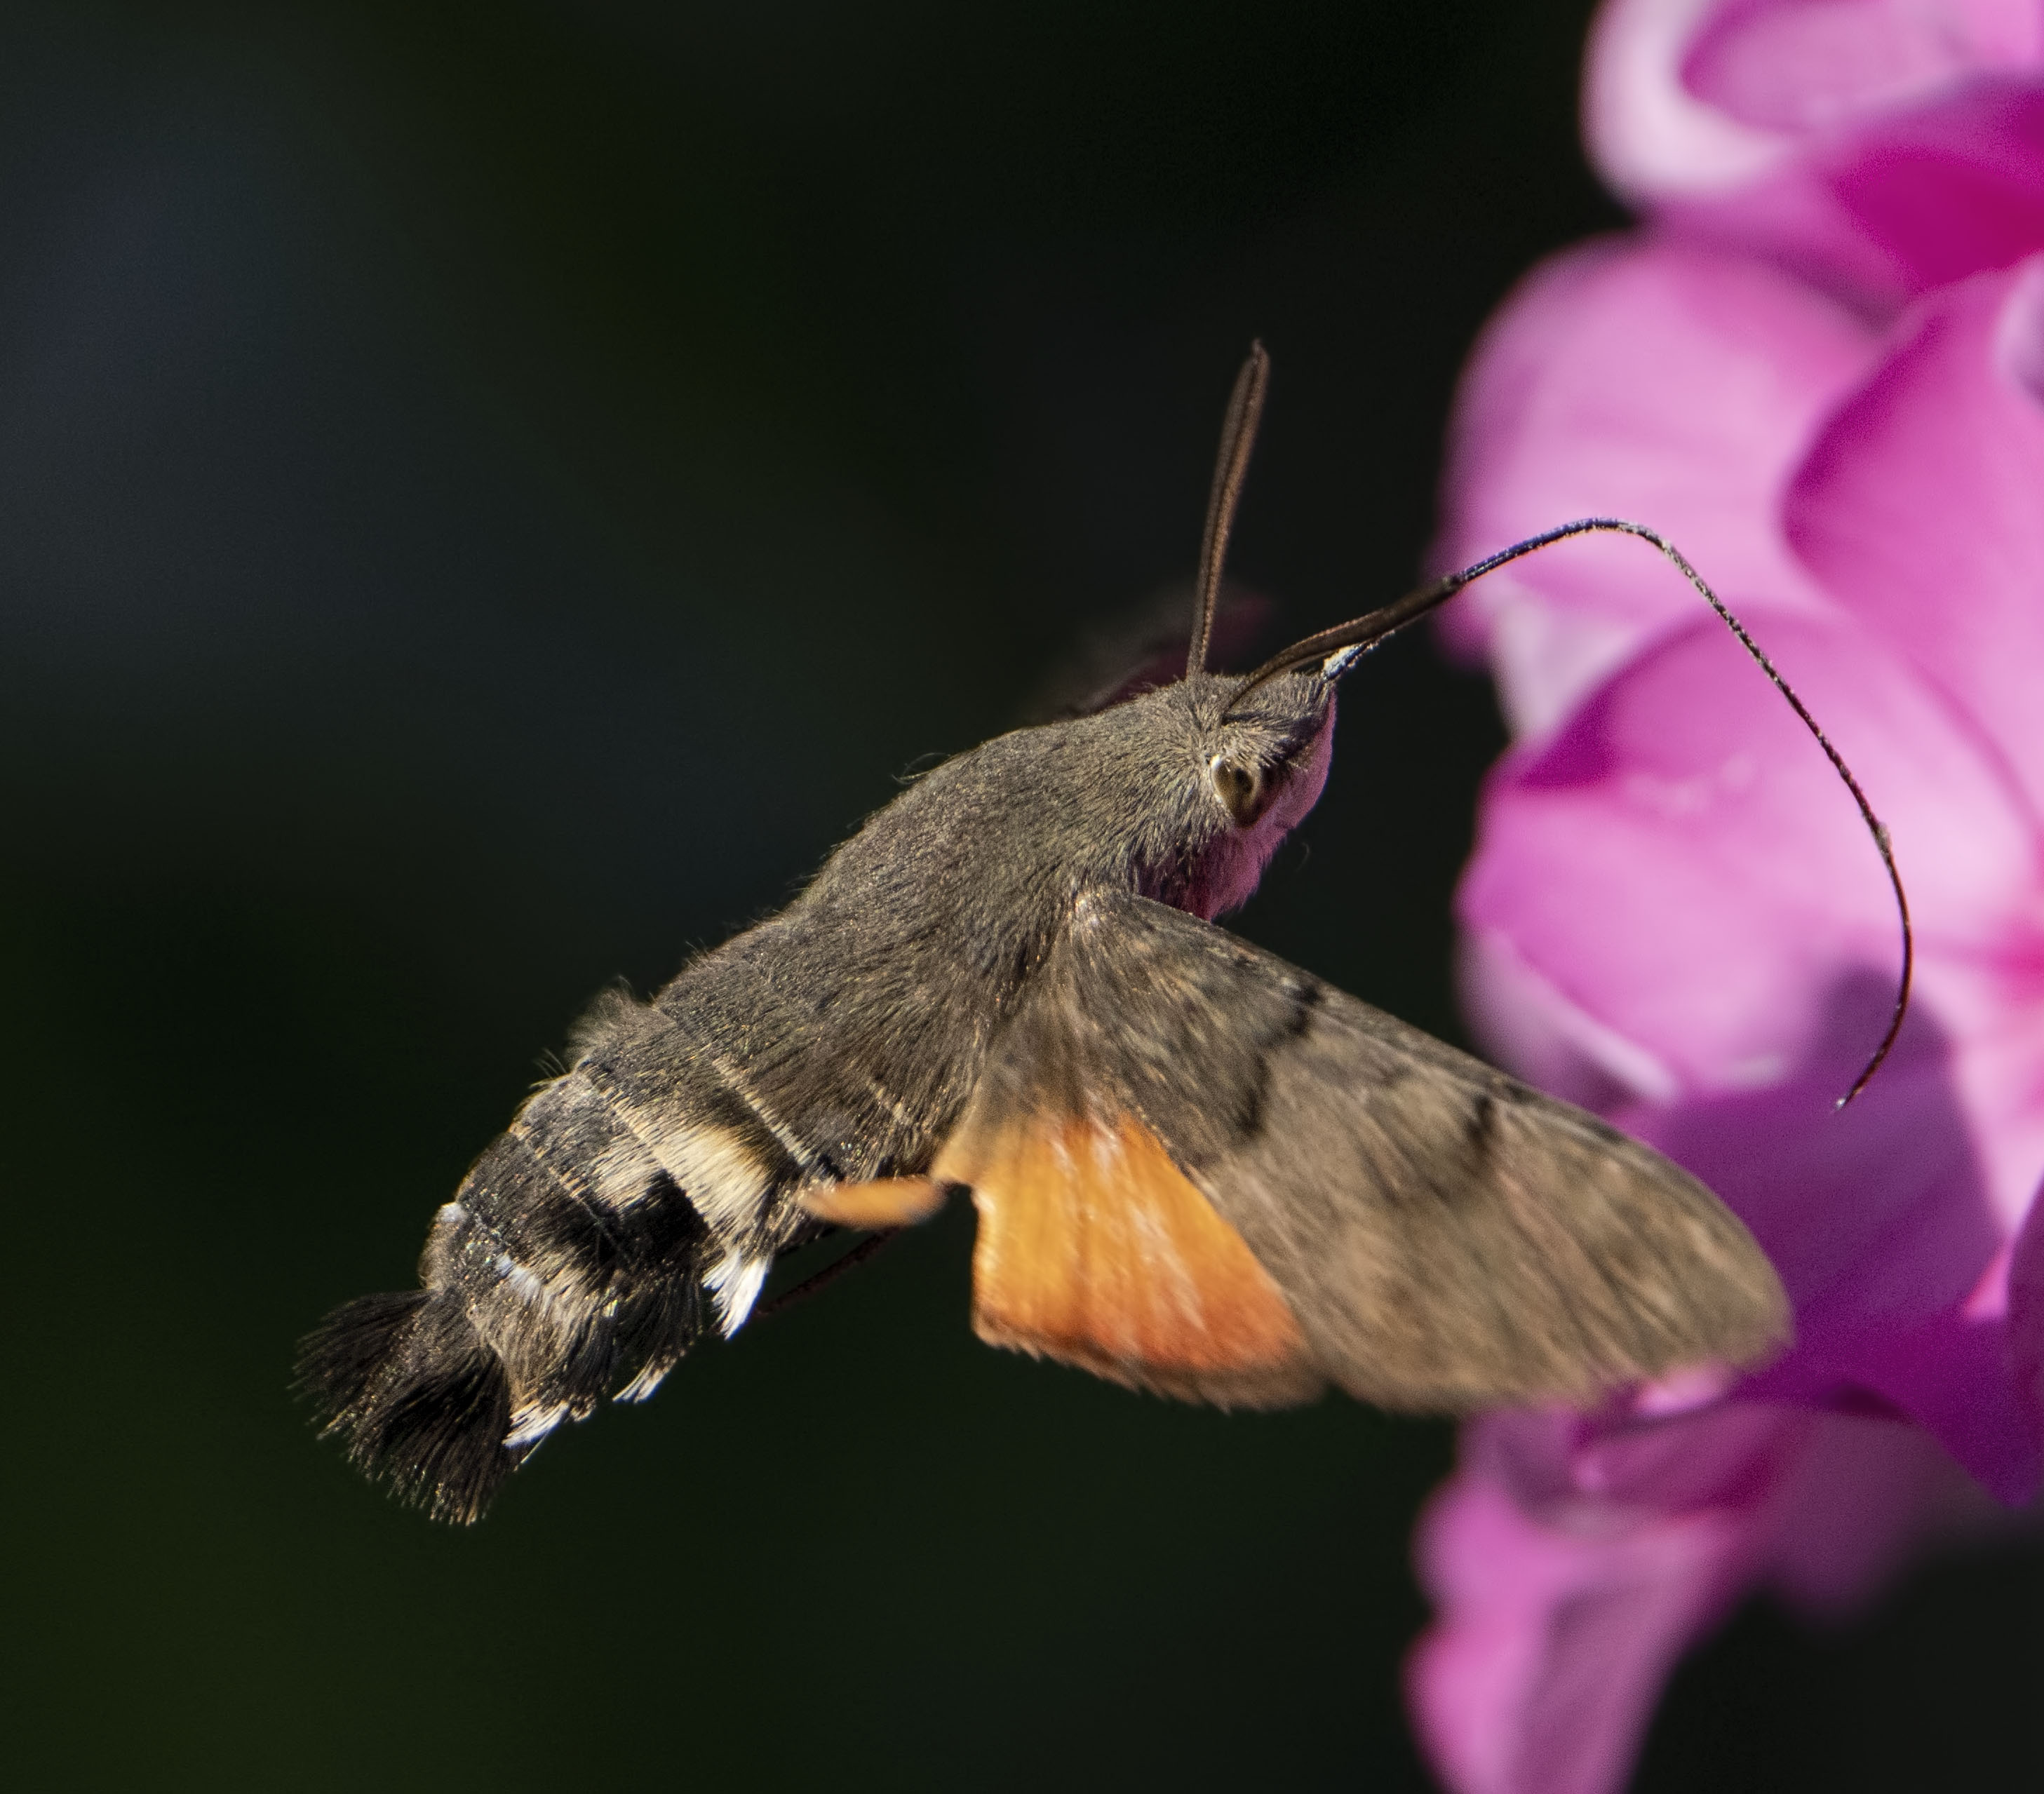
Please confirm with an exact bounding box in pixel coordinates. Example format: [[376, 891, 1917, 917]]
[[950, 889, 1787, 1412]]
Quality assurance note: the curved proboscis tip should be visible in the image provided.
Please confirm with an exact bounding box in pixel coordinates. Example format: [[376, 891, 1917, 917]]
[[1224, 517, 1914, 1109]]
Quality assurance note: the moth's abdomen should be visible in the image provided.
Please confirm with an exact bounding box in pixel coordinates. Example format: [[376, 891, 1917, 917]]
[[300, 991, 815, 1523]]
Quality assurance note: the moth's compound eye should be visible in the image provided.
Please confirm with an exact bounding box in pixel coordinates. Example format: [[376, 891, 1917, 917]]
[[1209, 756, 1268, 827]]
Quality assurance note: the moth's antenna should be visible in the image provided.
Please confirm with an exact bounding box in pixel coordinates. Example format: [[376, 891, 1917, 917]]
[[1230, 516, 1912, 1109], [1187, 342, 1271, 677]]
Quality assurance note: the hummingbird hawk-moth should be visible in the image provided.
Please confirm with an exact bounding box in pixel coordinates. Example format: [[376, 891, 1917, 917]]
[[302, 346, 1909, 1523]]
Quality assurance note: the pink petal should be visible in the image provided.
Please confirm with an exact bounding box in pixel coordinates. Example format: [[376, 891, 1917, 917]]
[[1761, 1398, 2005, 1611], [1458, 612, 2044, 1492], [1631, 1071, 2040, 1495], [1592, 0, 2044, 307], [2004, 1176, 2044, 1452], [1821, 82, 2044, 292], [1789, 256, 2044, 816], [1824, 1300, 2040, 1497], [1436, 237, 1874, 734], [1410, 1409, 1769, 1794], [1632, 1050, 1995, 1323], [1683, 0, 2044, 135], [1460, 613, 2042, 1093], [1410, 1402, 1986, 1794], [1588, 0, 2044, 196], [1693, 79, 2044, 306], [1587, 0, 1803, 203]]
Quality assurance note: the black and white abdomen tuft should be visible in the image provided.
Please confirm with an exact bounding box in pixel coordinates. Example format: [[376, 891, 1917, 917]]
[[297, 981, 831, 1523]]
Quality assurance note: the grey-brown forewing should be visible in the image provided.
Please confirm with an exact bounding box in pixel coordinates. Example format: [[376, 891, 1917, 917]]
[[941, 889, 1789, 1412]]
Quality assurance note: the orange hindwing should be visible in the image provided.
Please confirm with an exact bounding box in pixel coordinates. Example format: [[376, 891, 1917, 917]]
[[936, 1108, 1319, 1408]]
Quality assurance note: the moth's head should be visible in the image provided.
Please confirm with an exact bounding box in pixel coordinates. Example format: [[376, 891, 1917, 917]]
[[1082, 659, 1342, 922], [1065, 341, 1377, 918], [1193, 658, 1348, 830]]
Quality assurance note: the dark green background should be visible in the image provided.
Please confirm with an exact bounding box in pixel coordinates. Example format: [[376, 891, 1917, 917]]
[[2, 3, 2038, 1788]]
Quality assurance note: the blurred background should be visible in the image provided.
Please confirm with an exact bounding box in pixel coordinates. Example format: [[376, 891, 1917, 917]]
[[2, 2, 2038, 1788]]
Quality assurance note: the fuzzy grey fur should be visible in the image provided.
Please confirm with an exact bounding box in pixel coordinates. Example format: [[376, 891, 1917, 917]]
[[300, 670, 1360, 1518]]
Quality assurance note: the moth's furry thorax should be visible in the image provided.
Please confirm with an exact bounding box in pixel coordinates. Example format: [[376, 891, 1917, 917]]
[[806, 666, 1338, 943]]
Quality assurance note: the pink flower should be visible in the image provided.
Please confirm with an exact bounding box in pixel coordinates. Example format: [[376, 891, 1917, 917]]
[[1411, 1407, 1988, 1794], [1434, 236, 1878, 734], [1408, 15, 2044, 1788], [1589, 0, 2044, 311]]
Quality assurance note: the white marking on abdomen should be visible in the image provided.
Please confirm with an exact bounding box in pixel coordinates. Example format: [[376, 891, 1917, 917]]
[[492, 1253, 548, 1308], [614, 1358, 673, 1405], [625, 1117, 776, 1238], [706, 1246, 772, 1336], [504, 1401, 570, 1450]]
